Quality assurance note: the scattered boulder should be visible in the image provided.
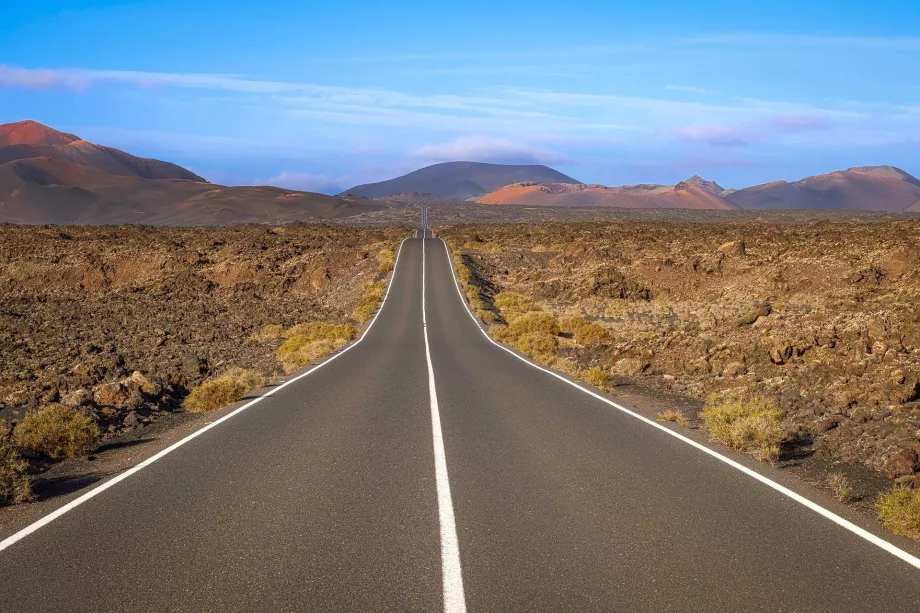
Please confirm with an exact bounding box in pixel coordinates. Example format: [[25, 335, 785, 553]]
[[718, 240, 746, 256]]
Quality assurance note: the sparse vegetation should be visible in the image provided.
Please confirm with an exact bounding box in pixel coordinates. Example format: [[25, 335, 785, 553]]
[[559, 315, 610, 345], [827, 472, 850, 502], [701, 394, 785, 461], [353, 280, 387, 323], [276, 323, 357, 372], [494, 291, 538, 321], [13, 404, 100, 460], [0, 437, 32, 505], [184, 367, 265, 413], [878, 487, 920, 541], [656, 409, 690, 427], [250, 323, 284, 341], [477, 309, 499, 324], [585, 367, 609, 389], [377, 248, 396, 273]]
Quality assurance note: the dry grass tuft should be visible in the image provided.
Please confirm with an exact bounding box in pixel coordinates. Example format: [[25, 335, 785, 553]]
[[585, 367, 609, 389], [377, 248, 396, 273], [827, 472, 850, 502], [249, 323, 284, 341], [13, 404, 99, 460], [185, 367, 264, 413], [353, 280, 387, 323], [656, 409, 690, 427], [283, 322, 357, 343], [0, 437, 32, 505], [494, 292, 538, 321], [477, 309, 499, 324], [878, 487, 920, 541], [559, 315, 610, 345], [701, 394, 784, 461]]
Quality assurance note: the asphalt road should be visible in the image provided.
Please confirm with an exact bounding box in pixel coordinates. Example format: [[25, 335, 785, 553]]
[[2, 225, 920, 611]]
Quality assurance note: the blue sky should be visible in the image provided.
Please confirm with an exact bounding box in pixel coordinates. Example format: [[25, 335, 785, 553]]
[[2, 1, 919, 193]]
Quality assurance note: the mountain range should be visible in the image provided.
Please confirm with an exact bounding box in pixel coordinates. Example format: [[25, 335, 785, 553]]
[[1, 119, 918, 224]]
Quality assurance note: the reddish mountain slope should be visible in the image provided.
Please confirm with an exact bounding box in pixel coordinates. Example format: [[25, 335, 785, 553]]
[[0, 157, 396, 225], [726, 166, 920, 211], [479, 180, 738, 210], [0, 120, 204, 181]]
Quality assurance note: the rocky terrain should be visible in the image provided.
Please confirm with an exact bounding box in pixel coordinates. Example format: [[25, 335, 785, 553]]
[[0, 224, 406, 443], [439, 220, 920, 488], [478, 180, 737, 209]]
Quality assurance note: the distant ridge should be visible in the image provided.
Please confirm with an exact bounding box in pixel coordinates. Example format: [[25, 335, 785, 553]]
[[725, 165, 920, 211], [478, 178, 738, 210], [341, 161, 580, 200]]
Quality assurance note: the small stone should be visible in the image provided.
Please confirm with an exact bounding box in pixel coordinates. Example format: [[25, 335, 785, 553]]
[[883, 448, 919, 479], [123, 411, 140, 428]]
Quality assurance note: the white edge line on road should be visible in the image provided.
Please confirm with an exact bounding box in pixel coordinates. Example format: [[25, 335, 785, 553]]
[[423, 237, 468, 613], [440, 238, 920, 572], [0, 236, 412, 554]]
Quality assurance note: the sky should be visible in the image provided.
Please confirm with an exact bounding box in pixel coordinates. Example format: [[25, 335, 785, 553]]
[[1, 0, 919, 193]]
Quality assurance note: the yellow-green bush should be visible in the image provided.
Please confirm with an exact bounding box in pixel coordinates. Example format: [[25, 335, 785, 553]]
[[464, 284, 480, 301], [185, 368, 265, 413], [701, 395, 785, 461], [494, 291, 538, 321], [284, 322, 357, 343], [277, 338, 340, 372], [13, 404, 99, 460], [878, 488, 920, 540], [508, 311, 560, 337], [477, 309, 499, 324], [560, 315, 610, 345], [377, 248, 396, 273], [250, 323, 284, 341], [513, 332, 558, 364], [585, 367, 609, 389], [353, 280, 387, 323], [0, 438, 32, 505], [456, 263, 472, 285]]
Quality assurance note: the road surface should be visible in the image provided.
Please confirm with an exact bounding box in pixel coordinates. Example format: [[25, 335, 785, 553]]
[[2, 222, 920, 611]]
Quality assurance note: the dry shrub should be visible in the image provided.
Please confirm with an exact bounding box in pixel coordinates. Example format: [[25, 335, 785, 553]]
[[185, 367, 265, 413], [13, 404, 99, 460], [560, 316, 610, 345], [491, 311, 561, 363], [508, 311, 560, 337], [284, 322, 357, 343], [0, 438, 32, 505], [701, 394, 784, 461], [494, 292, 538, 321], [514, 333, 558, 364], [656, 409, 690, 427], [477, 309, 499, 324], [878, 488, 920, 541], [585, 367, 609, 389], [456, 263, 472, 285], [377, 248, 396, 273], [464, 284, 480, 301], [353, 280, 387, 323], [828, 472, 850, 502], [250, 323, 284, 341], [277, 337, 342, 372]]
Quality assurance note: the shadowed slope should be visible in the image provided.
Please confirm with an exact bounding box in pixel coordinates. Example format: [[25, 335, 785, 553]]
[[341, 161, 581, 200]]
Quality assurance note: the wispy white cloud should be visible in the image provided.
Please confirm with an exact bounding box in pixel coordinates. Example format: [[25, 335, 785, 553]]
[[411, 136, 569, 165], [257, 171, 345, 194]]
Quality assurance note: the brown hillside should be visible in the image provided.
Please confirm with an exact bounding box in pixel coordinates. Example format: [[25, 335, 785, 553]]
[[726, 166, 920, 212], [0, 157, 396, 225], [479, 181, 738, 210]]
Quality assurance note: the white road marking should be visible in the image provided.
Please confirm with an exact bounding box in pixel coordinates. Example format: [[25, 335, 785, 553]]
[[423, 238, 468, 613], [439, 238, 920, 572], [0, 237, 412, 554]]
